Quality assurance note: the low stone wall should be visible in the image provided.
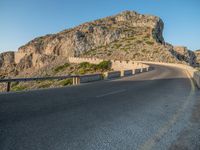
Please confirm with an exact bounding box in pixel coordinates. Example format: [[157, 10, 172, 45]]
[[68, 57, 149, 71], [111, 60, 135, 70], [69, 57, 103, 65], [134, 68, 142, 74]]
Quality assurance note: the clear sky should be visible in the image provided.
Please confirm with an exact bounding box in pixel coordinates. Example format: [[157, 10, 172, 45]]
[[0, 0, 200, 52]]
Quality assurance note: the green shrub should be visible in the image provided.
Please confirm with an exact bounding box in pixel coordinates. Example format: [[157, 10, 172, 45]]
[[97, 60, 111, 71], [54, 63, 70, 73], [59, 79, 73, 86], [146, 41, 154, 45], [114, 43, 122, 49], [76, 60, 111, 75], [136, 40, 143, 44], [38, 82, 52, 89], [79, 62, 97, 70], [12, 85, 27, 91], [79, 62, 91, 68], [78, 68, 87, 75], [126, 36, 136, 41], [11, 82, 19, 87]]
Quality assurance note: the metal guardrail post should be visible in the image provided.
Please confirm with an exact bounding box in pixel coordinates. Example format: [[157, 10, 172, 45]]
[[7, 81, 11, 92]]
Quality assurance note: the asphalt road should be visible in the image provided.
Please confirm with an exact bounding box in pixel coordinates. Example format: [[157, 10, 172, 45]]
[[0, 65, 199, 150]]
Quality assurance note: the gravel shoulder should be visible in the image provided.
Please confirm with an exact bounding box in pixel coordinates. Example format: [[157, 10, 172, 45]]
[[169, 90, 200, 150]]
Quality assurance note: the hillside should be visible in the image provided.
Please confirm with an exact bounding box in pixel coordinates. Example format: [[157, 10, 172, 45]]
[[0, 10, 199, 80], [195, 50, 200, 67]]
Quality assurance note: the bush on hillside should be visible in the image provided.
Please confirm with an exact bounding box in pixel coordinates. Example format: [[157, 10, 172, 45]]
[[12, 85, 27, 91], [97, 60, 111, 71], [78, 60, 111, 74], [54, 63, 70, 73], [59, 79, 73, 86]]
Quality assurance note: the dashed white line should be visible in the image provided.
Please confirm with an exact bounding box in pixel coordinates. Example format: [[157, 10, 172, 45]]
[[96, 89, 126, 98]]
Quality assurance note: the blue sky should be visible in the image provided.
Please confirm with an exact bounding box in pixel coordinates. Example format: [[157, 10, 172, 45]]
[[0, 0, 200, 52]]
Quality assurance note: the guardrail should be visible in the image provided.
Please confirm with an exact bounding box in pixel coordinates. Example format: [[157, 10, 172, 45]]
[[0, 67, 151, 92], [79, 73, 103, 83], [0, 75, 80, 92], [0, 74, 105, 92]]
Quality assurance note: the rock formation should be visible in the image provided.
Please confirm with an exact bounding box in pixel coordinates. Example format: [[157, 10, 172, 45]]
[[194, 50, 200, 66], [0, 10, 199, 78], [172, 46, 197, 66]]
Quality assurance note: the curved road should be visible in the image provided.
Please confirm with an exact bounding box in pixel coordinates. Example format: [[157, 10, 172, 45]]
[[0, 65, 199, 150]]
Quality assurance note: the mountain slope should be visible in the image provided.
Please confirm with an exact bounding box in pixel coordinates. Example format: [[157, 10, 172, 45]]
[[0, 10, 199, 79]]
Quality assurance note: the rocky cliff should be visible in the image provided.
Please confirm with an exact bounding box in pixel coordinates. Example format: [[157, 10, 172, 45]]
[[194, 50, 200, 66], [18, 11, 165, 56], [0, 10, 199, 78]]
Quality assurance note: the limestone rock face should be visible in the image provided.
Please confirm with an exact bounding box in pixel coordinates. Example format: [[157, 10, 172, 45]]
[[0, 52, 15, 67], [0, 10, 199, 78], [0, 52, 16, 77], [173, 46, 197, 66], [18, 11, 165, 57]]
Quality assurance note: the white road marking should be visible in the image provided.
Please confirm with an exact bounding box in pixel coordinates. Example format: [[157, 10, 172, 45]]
[[96, 89, 126, 98]]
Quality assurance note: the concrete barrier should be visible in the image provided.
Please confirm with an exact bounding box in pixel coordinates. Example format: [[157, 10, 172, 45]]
[[104, 71, 121, 79], [137, 61, 200, 88], [141, 67, 149, 72], [80, 74, 102, 83], [120, 70, 133, 77], [134, 69, 141, 74]]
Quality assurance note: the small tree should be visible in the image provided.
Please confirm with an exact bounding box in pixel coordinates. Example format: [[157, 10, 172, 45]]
[[97, 60, 111, 71]]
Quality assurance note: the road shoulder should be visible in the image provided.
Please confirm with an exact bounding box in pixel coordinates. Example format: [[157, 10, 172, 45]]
[[169, 92, 200, 150]]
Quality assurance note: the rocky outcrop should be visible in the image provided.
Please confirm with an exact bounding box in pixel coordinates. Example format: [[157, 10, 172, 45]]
[[194, 50, 200, 66], [18, 11, 165, 56], [172, 46, 197, 66], [0, 10, 199, 78], [0, 52, 15, 67], [0, 52, 17, 77]]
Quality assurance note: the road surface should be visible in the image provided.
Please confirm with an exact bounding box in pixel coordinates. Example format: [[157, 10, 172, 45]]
[[0, 65, 199, 150]]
